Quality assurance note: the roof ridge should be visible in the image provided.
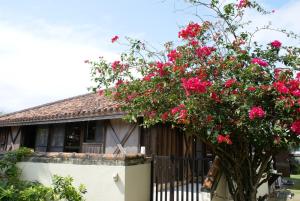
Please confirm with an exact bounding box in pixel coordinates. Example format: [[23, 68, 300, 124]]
[[0, 92, 96, 118]]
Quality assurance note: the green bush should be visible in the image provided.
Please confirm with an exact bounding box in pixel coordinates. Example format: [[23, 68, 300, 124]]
[[0, 148, 86, 201]]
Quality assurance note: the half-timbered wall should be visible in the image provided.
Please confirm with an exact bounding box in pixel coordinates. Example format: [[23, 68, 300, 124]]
[[5, 126, 22, 151], [105, 119, 140, 154], [0, 127, 9, 151]]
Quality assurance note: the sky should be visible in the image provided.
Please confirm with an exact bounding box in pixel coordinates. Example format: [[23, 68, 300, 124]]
[[0, 0, 299, 113]]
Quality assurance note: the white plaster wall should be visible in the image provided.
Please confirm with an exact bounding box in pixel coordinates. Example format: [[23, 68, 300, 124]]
[[17, 162, 126, 201], [17, 162, 151, 201], [125, 163, 151, 201]]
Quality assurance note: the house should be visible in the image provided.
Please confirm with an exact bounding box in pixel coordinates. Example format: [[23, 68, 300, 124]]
[[0, 92, 214, 201]]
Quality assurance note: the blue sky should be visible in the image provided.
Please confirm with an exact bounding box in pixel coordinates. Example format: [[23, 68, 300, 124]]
[[0, 0, 299, 112]]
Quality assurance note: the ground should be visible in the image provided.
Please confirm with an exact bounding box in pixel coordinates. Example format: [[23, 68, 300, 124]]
[[287, 174, 300, 201], [268, 174, 300, 201]]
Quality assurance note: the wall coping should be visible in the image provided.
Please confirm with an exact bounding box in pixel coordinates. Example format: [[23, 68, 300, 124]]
[[19, 152, 150, 166]]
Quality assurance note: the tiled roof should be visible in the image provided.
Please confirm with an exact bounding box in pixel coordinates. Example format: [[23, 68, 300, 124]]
[[0, 93, 123, 127]]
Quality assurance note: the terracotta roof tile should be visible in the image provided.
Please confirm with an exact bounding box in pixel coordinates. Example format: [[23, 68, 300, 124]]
[[0, 93, 123, 126]]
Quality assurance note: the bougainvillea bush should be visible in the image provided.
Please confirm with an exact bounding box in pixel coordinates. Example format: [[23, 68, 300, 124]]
[[90, 0, 300, 200]]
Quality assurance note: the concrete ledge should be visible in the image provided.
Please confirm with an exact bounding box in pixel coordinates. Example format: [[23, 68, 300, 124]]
[[21, 152, 150, 166]]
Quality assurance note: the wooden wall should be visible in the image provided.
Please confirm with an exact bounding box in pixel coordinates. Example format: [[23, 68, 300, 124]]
[[105, 119, 140, 154], [0, 126, 22, 151]]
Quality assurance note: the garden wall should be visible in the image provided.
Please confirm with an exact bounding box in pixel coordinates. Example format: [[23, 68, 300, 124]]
[[17, 153, 151, 201]]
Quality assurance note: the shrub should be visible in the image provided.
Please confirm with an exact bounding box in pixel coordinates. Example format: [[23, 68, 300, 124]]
[[0, 148, 86, 201]]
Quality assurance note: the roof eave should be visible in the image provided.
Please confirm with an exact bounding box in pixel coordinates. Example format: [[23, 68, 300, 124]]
[[0, 112, 125, 127]]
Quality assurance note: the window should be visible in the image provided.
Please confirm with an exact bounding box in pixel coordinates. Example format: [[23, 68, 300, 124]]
[[48, 124, 65, 152], [64, 123, 81, 152], [86, 121, 96, 142], [35, 127, 49, 152], [84, 121, 105, 143]]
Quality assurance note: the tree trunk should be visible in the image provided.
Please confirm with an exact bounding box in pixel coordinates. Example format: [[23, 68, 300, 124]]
[[216, 150, 271, 201]]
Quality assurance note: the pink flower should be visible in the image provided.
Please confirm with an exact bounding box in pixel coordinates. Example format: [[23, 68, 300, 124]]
[[273, 82, 289, 94], [296, 72, 300, 80], [196, 46, 215, 58], [291, 120, 300, 135], [181, 77, 211, 96], [167, 50, 181, 62], [249, 106, 266, 120], [178, 22, 201, 39], [224, 79, 236, 88], [251, 58, 269, 67], [271, 40, 282, 48], [292, 90, 300, 97], [98, 89, 104, 96], [237, 0, 248, 8], [111, 35, 119, 43]]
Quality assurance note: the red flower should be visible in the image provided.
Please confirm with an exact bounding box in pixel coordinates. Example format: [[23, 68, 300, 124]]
[[196, 46, 215, 58], [111, 35, 119, 43], [206, 115, 213, 123], [178, 22, 201, 39], [249, 106, 266, 120], [273, 82, 289, 94], [291, 120, 300, 135], [147, 110, 157, 119], [189, 40, 198, 47], [143, 73, 156, 81], [170, 104, 188, 124], [217, 135, 232, 145], [181, 77, 211, 96], [247, 86, 256, 92], [211, 92, 221, 102], [274, 136, 281, 144], [271, 40, 282, 48], [251, 58, 268, 67], [115, 79, 124, 87], [224, 79, 236, 88], [156, 62, 170, 77], [161, 112, 169, 121], [167, 50, 181, 62], [171, 104, 185, 115], [112, 61, 123, 71]]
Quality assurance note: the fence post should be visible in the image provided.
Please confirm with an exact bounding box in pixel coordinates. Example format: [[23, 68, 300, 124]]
[[150, 156, 154, 201]]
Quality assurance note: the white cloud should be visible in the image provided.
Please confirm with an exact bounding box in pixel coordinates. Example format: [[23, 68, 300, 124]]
[[0, 19, 119, 112]]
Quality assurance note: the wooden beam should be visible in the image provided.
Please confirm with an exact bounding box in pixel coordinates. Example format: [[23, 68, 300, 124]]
[[113, 124, 137, 154], [108, 121, 126, 155]]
